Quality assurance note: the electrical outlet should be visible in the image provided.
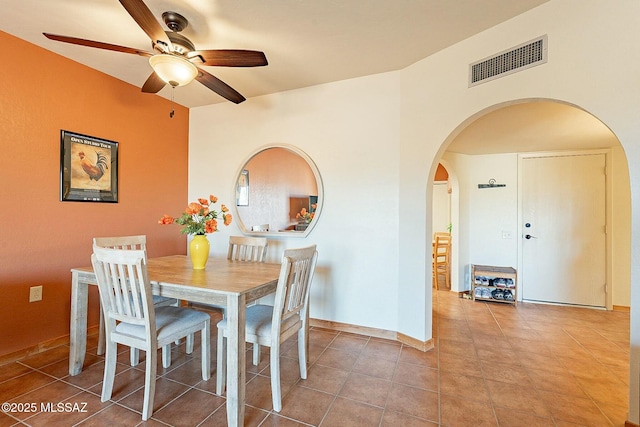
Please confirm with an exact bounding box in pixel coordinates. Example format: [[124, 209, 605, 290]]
[[29, 285, 43, 302], [502, 231, 512, 239]]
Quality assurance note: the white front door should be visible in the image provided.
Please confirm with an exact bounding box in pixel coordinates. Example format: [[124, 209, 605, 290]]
[[521, 153, 606, 307]]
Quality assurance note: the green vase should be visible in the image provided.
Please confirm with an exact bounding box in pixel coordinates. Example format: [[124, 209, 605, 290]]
[[189, 235, 210, 270]]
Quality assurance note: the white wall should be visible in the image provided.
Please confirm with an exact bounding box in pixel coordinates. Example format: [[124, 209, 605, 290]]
[[432, 182, 450, 234], [397, 0, 640, 421], [444, 147, 630, 307], [190, 72, 402, 332], [190, 0, 640, 421]]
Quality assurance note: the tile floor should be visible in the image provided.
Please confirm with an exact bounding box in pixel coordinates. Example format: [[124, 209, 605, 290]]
[[0, 290, 630, 426]]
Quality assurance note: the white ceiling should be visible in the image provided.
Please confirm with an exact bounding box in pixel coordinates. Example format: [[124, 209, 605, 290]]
[[447, 102, 620, 155], [0, 0, 549, 108], [3, 0, 618, 154]]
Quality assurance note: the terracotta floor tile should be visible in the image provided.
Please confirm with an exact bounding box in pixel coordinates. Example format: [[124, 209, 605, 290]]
[[0, 371, 56, 402], [493, 407, 555, 427], [117, 377, 191, 415], [320, 396, 383, 426], [439, 353, 482, 377], [380, 410, 438, 426], [439, 371, 489, 402], [385, 383, 438, 422], [277, 385, 334, 426], [22, 391, 109, 427], [439, 393, 498, 427], [526, 368, 587, 397], [76, 403, 147, 426], [298, 363, 350, 394], [7, 380, 84, 420], [352, 353, 398, 380], [479, 359, 531, 385], [485, 379, 551, 418], [575, 376, 629, 405], [393, 362, 438, 391], [0, 290, 631, 426], [339, 372, 392, 407], [18, 345, 70, 369], [0, 362, 37, 383], [151, 388, 223, 426], [537, 389, 612, 427], [398, 346, 439, 369], [199, 403, 269, 427], [439, 338, 477, 358], [359, 340, 402, 362], [328, 334, 368, 354], [315, 347, 359, 371]]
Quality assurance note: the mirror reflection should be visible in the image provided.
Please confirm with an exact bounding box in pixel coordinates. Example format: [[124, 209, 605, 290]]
[[235, 146, 322, 236]]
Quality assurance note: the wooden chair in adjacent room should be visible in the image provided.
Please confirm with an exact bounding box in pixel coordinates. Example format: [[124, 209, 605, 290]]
[[433, 232, 451, 289], [91, 246, 210, 421], [251, 224, 270, 232], [93, 235, 181, 366], [215, 245, 318, 412]]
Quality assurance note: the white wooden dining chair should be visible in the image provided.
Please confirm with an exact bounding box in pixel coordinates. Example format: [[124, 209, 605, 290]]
[[216, 245, 318, 412], [93, 235, 181, 366], [227, 235, 268, 262], [433, 232, 451, 289], [91, 246, 210, 421], [193, 235, 269, 364]]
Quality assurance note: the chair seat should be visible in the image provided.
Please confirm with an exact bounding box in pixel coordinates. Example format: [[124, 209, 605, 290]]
[[152, 295, 177, 306], [116, 306, 210, 343], [218, 304, 300, 340]]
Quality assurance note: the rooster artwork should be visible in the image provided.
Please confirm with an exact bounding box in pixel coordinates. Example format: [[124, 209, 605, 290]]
[[61, 130, 117, 202], [78, 150, 108, 181]]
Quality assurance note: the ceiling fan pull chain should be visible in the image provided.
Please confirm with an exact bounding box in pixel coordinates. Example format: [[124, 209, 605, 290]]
[[169, 86, 175, 118]]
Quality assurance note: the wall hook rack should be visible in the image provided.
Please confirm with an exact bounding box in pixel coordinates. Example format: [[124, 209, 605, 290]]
[[478, 178, 506, 189]]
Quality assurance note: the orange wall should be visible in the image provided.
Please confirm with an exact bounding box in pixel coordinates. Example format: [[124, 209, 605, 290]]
[[0, 31, 190, 357]]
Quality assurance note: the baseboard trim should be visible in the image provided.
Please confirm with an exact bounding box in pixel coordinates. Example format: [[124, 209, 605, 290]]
[[0, 325, 99, 367], [397, 332, 435, 352], [625, 421, 639, 427], [309, 318, 433, 352], [614, 305, 630, 312], [310, 318, 396, 340], [4, 318, 434, 366]]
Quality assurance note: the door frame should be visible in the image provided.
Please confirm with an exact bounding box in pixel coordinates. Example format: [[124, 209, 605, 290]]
[[517, 149, 612, 309]]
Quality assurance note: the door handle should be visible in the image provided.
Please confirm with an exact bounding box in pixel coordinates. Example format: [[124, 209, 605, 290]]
[[525, 234, 537, 239]]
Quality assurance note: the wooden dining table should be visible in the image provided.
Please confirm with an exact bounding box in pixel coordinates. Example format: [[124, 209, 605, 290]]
[[69, 255, 282, 427]]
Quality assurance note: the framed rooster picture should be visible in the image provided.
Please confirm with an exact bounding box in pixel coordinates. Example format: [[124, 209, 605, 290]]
[[60, 130, 118, 202]]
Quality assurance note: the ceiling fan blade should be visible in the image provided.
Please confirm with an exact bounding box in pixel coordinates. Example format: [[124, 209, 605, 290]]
[[189, 50, 268, 67], [141, 72, 166, 93], [195, 68, 246, 104], [119, 0, 171, 50], [43, 33, 154, 57]]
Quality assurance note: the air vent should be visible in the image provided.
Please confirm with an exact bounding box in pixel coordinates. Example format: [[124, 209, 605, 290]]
[[469, 35, 547, 87]]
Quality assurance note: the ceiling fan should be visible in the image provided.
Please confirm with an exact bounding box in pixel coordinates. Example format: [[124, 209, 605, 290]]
[[43, 0, 267, 104]]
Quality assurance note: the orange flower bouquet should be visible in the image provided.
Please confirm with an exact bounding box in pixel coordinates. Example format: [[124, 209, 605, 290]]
[[295, 204, 316, 224], [159, 195, 232, 235]]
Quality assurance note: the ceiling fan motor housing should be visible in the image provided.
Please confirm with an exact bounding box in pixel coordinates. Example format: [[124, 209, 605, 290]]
[[162, 11, 188, 32]]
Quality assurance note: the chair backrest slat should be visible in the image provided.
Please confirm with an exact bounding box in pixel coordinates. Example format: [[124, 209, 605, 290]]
[[94, 235, 147, 251], [227, 236, 268, 262], [92, 246, 152, 327], [273, 245, 318, 324]]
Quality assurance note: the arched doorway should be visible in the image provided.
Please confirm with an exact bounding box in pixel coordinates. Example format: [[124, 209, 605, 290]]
[[431, 99, 630, 309]]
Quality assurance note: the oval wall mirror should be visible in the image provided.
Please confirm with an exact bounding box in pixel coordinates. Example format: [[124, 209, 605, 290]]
[[233, 145, 323, 237]]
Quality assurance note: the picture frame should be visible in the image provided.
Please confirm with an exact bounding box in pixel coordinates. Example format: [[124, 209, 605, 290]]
[[60, 130, 118, 202], [236, 169, 249, 206]]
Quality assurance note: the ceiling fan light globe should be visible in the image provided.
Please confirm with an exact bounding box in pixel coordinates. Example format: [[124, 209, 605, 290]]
[[149, 54, 197, 87]]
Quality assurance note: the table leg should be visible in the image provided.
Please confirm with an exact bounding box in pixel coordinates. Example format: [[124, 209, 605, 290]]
[[226, 293, 246, 427], [69, 272, 88, 376]]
